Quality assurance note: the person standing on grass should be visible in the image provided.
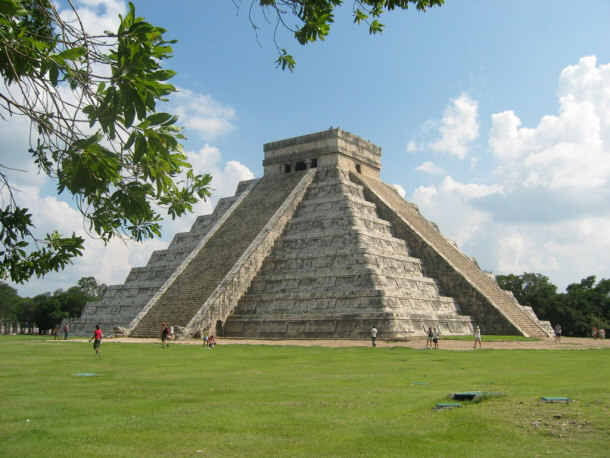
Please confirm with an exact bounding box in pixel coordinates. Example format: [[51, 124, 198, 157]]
[[89, 325, 103, 356], [432, 328, 440, 349], [554, 323, 562, 343], [473, 326, 482, 349], [63, 323, 69, 340], [161, 323, 170, 348], [202, 328, 209, 348], [371, 326, 378, 347], [426, 327, 433, 348]]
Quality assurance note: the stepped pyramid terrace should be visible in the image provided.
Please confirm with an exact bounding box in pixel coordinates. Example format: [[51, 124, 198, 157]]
[[63, 129, 553, 339]]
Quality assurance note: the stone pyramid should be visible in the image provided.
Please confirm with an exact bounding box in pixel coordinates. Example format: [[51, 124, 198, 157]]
[[65, 129, 552, 339]]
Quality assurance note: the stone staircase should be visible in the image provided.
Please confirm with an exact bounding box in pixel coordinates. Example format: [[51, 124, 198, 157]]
[[59, 184, 255, 337], [224, 167, 475, 338], [353, 173, 552, 338], [128, 172, 308, 337]]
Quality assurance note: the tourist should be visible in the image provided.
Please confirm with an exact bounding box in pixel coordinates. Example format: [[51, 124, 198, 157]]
[[89, 324, 103, 356], [63, 324, 69, 340], [600, 329, 606, 339], [208, 335, 216, 348], [426, 327, 433, 348], [371, 326, 378, 347], [432, 328, 440, 349], [161, 323, 170, 348], [169, 325, 175, 341], [202, 328, 209, 348], [473, 326, 482, 349], [592, 327, 598, 339], [554, 323, 562, 342], [53, 325, 60, 340]]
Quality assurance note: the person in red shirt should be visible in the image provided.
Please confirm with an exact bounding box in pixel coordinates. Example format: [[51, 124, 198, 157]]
[[89, 325, 103, 356], [161, 323, 170, 348]]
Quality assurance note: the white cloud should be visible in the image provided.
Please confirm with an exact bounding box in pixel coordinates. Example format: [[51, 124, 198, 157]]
[[405, 93, 480, 159], [412, 177, 499, 249], [428, 93, 480, 159], [490, 56, 610, 191], [407, 56, 610, 291], [59, 0, 126, 37], [392, 184, 406, 198], [415, 161, 445, 175], [405, 139, 418, 153], [172, 89, 236, 140]]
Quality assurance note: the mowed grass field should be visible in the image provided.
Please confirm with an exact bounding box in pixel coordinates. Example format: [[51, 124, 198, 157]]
[[1, 337, 608, 457]]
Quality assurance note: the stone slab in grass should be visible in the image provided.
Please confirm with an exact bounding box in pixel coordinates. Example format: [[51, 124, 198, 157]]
[[541, 396, 572, 403], [451, 391, 483, 401]]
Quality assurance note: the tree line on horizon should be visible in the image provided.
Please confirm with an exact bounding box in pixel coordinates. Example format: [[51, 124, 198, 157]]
[[0, 277, 106, 331], [1, 273, 607, 337], [496, 273, 609, 338]]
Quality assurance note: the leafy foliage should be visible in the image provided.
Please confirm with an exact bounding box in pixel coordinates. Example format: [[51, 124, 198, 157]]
[[0, 1, 211, 283], [1, 0, 445, 284], [253, 0, 444, 70], [497, 273, 610, 337], [0, 281, 21, 321], [0, 206, 83, 283], [77, 276, 107, 298], [0, 276, 106, 329]]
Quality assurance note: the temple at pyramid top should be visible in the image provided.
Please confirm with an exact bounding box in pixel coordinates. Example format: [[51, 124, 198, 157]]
[[63, 129, 553, 340], [263, 128, 382, 178]]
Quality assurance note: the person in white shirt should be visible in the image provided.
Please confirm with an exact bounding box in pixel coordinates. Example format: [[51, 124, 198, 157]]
[[371, 326, 378, 347], [474, 326, 482, 348], [432, 328, 440, 349]]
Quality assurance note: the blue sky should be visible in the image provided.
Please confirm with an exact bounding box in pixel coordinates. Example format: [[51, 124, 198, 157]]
[[2, 0, 610, 296]]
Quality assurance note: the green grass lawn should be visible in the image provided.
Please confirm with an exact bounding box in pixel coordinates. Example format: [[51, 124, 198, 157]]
[[1, 337, 608, 457]]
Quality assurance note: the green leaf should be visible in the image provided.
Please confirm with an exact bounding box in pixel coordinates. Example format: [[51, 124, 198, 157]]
[[48, 61, 59, 86], [275, 49, 296, 72], [150, 69, 176, 81], [146, 112, 172, 126], [123, 99, 136, 128], [0, 0, 28, 16], [57, 47, 86, 61], [134, 132, 147, 162]]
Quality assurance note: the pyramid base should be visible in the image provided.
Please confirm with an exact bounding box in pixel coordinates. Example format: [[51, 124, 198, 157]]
[[221, 313, 474, 339]]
